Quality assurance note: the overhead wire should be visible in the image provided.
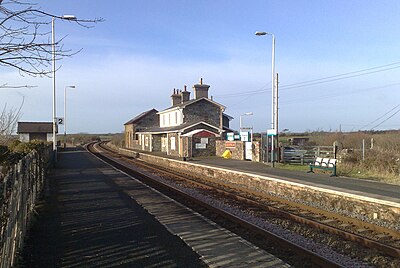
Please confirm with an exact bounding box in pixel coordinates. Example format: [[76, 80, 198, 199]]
[[214, 60, 400, 98], [359, 104, 400, 130], [369, 105, 400, 130]]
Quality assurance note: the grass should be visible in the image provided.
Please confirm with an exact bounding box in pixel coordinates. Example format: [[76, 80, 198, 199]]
[[275, 161, 400, 185]]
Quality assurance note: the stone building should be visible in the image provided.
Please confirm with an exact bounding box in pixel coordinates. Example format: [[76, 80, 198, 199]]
[[124, 79, 232, 157], [17, 122, 56, 142], [124, 109, 158, 149]]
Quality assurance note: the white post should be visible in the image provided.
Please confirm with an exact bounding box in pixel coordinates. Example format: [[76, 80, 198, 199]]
[[239, 115, 242, 133], [255, 31, 276, 166], [362, 139, 365, 161], [52, 17, 57, 160], [271, 34, 276, 167]]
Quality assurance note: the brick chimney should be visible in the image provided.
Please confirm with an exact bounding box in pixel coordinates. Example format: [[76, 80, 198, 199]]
[[193, 78, 210, 99], [171, 88, 181, 106], [181, 85, 190, 103]]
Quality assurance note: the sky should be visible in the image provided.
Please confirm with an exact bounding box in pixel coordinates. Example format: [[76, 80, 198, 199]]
[[1, 0, 400, 134]]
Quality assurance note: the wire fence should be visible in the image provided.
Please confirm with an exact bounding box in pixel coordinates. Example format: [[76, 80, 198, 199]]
[[0, 147, 52, 268]]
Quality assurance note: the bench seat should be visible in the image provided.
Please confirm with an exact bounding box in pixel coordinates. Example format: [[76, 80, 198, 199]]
[[308, 157, 337, 176]]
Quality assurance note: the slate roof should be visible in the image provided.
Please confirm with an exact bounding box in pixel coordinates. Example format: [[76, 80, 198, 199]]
[[223, 113, 234, 120], [138, 121, 223, 134], [17, 122, 55, 133], [124, 108, 158, 125]]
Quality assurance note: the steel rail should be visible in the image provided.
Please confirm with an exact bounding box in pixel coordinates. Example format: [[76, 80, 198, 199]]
[[98, 142, 400, 259], [102, 142, 400, 259], [87, 142, 357, 267]]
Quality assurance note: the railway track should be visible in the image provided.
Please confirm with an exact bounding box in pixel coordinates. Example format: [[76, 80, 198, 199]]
[[88, 142, 400, 267]]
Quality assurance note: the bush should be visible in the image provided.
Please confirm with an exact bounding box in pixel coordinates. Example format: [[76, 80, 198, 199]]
[[0, 140, 51, 167], [110, 133, 125, 148]]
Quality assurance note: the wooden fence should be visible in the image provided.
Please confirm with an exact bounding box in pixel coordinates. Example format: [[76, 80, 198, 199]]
[[0, 147, 51, 268]]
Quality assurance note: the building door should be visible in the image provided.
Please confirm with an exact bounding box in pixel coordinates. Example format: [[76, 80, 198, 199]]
[[245, 141, 252, 160]]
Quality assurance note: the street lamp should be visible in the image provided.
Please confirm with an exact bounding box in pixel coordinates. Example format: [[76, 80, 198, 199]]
[[256, 31, 277, 166], [64, 85, 76, 148], [52, 15, 76, 161]]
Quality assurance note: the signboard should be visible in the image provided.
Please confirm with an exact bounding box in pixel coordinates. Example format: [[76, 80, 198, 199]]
[[195, 143, 206, 149], [57, 117, 64, 125], [240, 131, 250, 142], [200, 138, 208, 144], [170, 137, 175, 150], [225, 141, 236, 148], [227, 132, 234, 141], [267, 129, 277, 136], [234, 134, 240, 140]]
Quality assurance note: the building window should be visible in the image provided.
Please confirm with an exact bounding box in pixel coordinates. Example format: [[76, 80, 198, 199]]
[[162, 114, 165, 126], [175, 111, 178, 125]]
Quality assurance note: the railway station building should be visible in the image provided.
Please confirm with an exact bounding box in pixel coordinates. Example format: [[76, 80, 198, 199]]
[[124, 79, 233, 157]]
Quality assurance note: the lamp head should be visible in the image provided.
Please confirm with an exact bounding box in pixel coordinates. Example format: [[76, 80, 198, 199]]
[[255, 31, 267, 36], [62, 15, 77, 20]]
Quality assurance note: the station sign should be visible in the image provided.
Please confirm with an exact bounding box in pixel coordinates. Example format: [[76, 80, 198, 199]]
[[240, 131, 250, 142], [267, 129, 277, 136], [227, 132, 234, 141], [225, 141, 236, 148]]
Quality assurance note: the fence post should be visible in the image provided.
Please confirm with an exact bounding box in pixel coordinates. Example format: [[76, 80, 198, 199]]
[[362, 139, 365, 161]]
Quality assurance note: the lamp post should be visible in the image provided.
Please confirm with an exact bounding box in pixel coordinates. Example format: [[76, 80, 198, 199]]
[[240, 112, 253, 141], [52, 15, 76, 161], [255, 31, 277, 166], [64, 85, 76, 148]]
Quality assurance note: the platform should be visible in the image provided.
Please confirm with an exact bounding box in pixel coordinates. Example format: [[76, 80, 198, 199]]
[[21, 148, 290, 268], [192, 157, 400, 203]]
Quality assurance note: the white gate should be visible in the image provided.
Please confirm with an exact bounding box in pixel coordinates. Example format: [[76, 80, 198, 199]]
[[245, 141, 252, 160]]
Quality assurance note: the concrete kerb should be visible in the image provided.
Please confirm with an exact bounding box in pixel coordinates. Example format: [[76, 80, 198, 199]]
[[117, 147, 400, 225]]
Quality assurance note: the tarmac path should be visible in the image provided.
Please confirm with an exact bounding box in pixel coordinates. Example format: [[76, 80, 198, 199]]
[[20, 148, 206, 268]]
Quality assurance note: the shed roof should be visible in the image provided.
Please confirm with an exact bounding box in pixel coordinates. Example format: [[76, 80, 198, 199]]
[[17, 122, 55, 133], [124, 108, 158, 125]]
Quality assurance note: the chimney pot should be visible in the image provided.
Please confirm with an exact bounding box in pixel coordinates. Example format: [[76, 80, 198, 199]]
[[171, 88, 181, 106], [193, 79, 210, 99]]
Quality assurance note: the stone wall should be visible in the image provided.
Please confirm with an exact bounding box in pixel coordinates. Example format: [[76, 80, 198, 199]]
[[216, 140, 261, 161], [116, 145, 400, 224], [216, 140, 244, 160], [152, 135, 162, 152], [124, 124, 134, 148], [142, 134, 152, 151], [191, 135, 216, 157], [167, 133, 180, 156], [183, 99, 221, 127]]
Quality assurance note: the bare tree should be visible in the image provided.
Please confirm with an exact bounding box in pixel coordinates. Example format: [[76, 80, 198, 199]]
[[0, 0, 102, 77], [0, 98, 23, 145]]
